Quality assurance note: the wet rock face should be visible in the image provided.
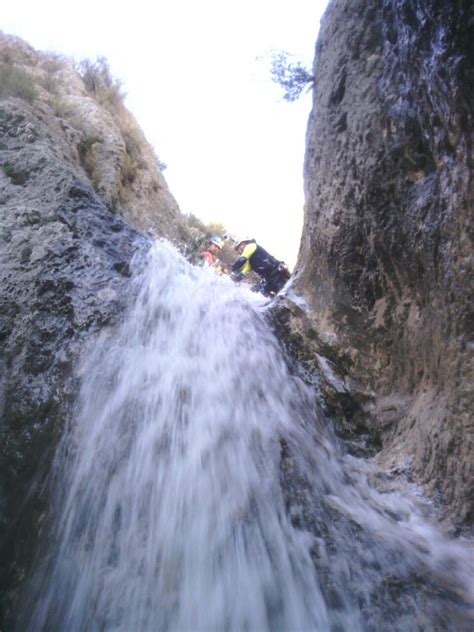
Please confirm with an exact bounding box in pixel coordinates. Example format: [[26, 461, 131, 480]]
[[0, 34, 193, 621], [0, 98, 150, 621], [294, 0, 473, 525]]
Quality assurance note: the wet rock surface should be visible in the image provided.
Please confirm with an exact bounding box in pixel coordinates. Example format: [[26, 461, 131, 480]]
[[0, 96, 153, 623], [270, 296, 382, 458], [278, 434, 471, 632], [0, 34, 194, 623], [292, 0, 473, 527]]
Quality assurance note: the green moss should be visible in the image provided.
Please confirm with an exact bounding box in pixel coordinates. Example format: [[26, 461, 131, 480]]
[[2, 162, 15, 178]]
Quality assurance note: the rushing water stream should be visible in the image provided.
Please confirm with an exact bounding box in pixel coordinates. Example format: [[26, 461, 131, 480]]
[[22, 241, 472, 631]]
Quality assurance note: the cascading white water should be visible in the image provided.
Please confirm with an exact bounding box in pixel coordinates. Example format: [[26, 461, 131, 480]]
[[24, 241, 472, 632]]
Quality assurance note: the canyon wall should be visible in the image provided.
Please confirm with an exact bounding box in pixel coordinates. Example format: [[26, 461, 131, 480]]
[[0, 33, 190, 623], [292, 0, 473, 526], [1, 4, 473, 623]]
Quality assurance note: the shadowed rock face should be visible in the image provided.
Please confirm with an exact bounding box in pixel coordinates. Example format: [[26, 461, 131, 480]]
[[292, 0, 473, 526], [0, 34, 191, 623], [0, 97, 149, 622]]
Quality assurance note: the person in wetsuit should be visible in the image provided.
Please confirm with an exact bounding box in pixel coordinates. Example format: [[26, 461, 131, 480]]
[[230, 238, 290, 296]]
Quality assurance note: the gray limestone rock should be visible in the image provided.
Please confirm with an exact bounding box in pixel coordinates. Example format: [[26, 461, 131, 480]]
[[291, 0, 473, 527], [0, 96, 148, 622], [0, 33, 191, 623]]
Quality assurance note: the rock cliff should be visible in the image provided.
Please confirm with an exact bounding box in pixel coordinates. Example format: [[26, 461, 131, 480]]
[[0, 33, 190, 623], [286, 0, 473, 527], [0, 2, 472, 624]]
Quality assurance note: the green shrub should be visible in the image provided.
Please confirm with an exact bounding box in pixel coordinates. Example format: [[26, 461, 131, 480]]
[[38, 71, 59, 94], [40, 53, 67, 74], [77, 135, 100, 188], [0, 62, 37, 103], [183, 215, 236, 265], [77, 56, 125, 113], [185, 212, 208, 234], [123, 128, 143, 160], [38, 54, 68, 95], [119, 148, 140, 186], [269, 51, 314, 102], [50, 95, 68, 118]]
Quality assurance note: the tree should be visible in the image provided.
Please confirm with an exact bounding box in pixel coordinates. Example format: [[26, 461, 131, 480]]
[[269, 51, 314, 102]]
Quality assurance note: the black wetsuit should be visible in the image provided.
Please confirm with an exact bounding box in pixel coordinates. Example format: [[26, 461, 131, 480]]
[[231, 243, 290, 295]]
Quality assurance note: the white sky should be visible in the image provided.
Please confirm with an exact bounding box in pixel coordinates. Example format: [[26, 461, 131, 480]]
[[2, 0, 329, 267]]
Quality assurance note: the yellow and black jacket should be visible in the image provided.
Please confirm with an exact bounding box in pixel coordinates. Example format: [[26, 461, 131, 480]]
[[231, 241, 290, 293]]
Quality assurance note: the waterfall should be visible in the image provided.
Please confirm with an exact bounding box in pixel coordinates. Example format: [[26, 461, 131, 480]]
[[23, 241, 472, 632]]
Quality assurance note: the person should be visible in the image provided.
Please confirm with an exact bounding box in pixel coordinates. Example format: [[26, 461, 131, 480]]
[[200, 236, 223, 266], [230, 238, 290, 296]]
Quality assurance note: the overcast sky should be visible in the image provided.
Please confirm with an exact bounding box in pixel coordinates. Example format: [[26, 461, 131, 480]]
[[2, 0, 329, 266]]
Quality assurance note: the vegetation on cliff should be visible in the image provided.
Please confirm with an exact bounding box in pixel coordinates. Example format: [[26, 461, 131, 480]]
[[0, 32, 190, 240]]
